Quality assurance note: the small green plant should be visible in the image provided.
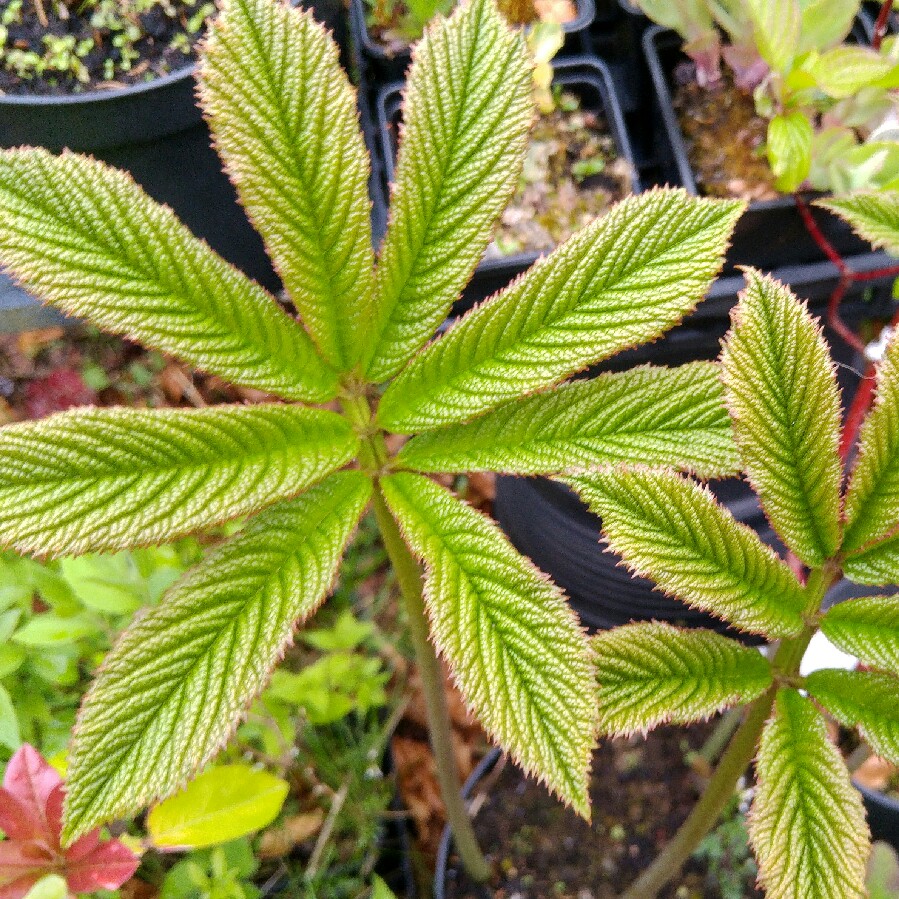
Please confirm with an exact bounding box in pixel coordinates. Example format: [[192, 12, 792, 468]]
[[0, 0, 215, 89], [0, 0, 744, 882], [634, 0, 899, 192], [563, 192, 899, 899]]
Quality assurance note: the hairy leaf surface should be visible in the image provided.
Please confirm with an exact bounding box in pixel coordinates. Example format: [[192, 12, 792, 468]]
[[381, 472, 596, 816], [806, 668, 899, 765], [817, 192, 899, 256], [593, 623, 772, 735], [200, 0, 374, 370], [396, 362, 739, 476], [843, 534, 899, 584], [0, 404, 357, 557], [720, 269, 842, 567], [567, 469, 807, 637], [842, 331, 899, 552], [0, 149, 335, 401], [749, 689, 869, 899], [378, 190, 743, 432], [820, 596, 899, 675], [63, 471, 371, 844], [364, 0, 532, 382]]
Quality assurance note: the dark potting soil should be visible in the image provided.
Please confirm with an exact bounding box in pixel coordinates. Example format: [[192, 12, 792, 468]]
[[0, 0, 207, 96], [672, 63, 778, 203], [443, 724, 763, 899], [486, 91, 632, 258]]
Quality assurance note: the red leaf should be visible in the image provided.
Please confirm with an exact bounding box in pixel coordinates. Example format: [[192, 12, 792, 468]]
[[23, 369, 96, 420], [0, 788, 44, 843], [65, 839, 139, 892], [1, 747, 61, 845], [0, 840, 51, 897]]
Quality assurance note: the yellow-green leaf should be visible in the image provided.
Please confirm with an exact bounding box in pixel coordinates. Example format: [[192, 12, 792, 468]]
[[380, 472, 597, 817], [749, 689, 869, 899], [147, 765, 289, 849], [820, 596, 899, 675], [720, 269, 842, 567]]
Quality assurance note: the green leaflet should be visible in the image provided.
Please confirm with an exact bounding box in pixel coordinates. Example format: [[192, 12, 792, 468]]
[[746, 0, 799, 71], [364, 0, 532, 382], [817, 192, 899, 257], [0, 404, 357, 557], [0, 149, 335, 402], [593, 623, 772, 736], [820, 596, 899, 675], [380, 472, 596, 816], [749, 689, 869, 899], [199, 0, 375, 371], [567, 469, 807, 637], [843, 534, 899, 585], [396, 362, 739, 477], [806, 668, 899, 765], [62, 471, 371, 844], [842, 331, 899, 552], [767, 112, 812, 194], [810, 46, 899, 99], [720, 269, 842, 568], [378, 190, 744, 433]]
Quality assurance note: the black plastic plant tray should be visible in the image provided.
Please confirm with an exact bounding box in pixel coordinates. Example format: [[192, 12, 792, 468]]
[[351, 0, 597, 85], [644, 24, 873, 273], [376, 55, 641, 309]]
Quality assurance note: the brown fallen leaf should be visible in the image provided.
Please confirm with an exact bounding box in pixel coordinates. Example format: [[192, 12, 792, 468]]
[[257, 808, 326, 858]]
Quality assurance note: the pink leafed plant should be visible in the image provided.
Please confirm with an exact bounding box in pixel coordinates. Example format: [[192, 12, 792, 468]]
[[0, 745, 139, 898]]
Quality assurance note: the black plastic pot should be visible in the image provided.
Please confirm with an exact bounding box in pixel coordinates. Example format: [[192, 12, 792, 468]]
[[494, 257, 896, 636], [644, 25, 872, 273], [0, 63, 278, 331], [351, 0, 597, 84], [376, 55, 641, 308], [858, 782, 899, 852], [434, 749, 502, 899]]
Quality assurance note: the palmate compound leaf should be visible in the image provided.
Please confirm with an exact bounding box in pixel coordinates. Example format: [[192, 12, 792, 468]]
[[720, 269, 842, 568], [0, 404, 357, 557], [592, 623, 772, 736], [199, 0, 374, 371], [806, 668, 899, 765], [396, 362, 739, 477], [0, 149, 336, 402], [566, 469, 807, 638], [749, 689, 869, 899], [817, 192, 899, 257], [380, 472, 597, 816], [363, 0, 532, 382], [841, 330, 899, 554], [377, 190, 744, 433], [820, 596, 899, 675], [62, 470, 371, 845]]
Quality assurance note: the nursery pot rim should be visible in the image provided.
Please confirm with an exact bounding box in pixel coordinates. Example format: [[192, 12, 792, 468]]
[[0, 60, 196, 108], [375, 54, 642, 279], [434, 748, 503, 899]]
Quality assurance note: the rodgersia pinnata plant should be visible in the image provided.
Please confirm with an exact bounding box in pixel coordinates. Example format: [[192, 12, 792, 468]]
[[0, 0, 743, 880], [566, 199, 899, 898]]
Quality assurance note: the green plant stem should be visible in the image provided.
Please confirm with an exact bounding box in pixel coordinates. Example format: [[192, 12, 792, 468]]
[[371, 486, 492, 885], [620, 627, 817, 899], [697, 707, 743, 766]]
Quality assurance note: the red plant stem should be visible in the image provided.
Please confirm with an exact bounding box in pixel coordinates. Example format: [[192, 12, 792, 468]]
[[827, 273, 867, 354], [874, 0, 892, 50], [841, 366, 876, 460], [854, 264, 899, 282], [795, 194, 847, 272]]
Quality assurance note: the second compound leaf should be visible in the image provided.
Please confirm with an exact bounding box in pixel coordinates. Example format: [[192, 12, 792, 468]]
[[567, 468, 807, 638], [749, 689, 869, 899], [720, 269, 842, 568], [593, 623, 772, 736]]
